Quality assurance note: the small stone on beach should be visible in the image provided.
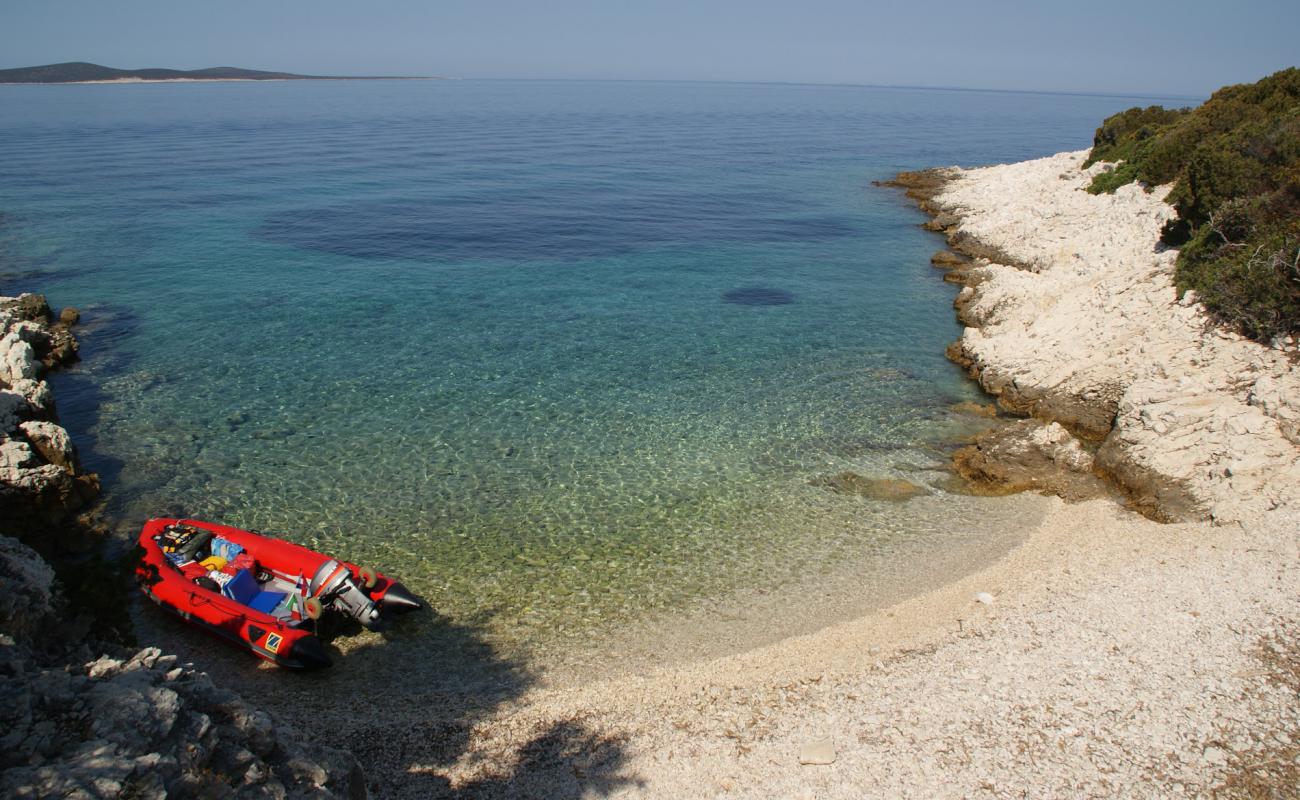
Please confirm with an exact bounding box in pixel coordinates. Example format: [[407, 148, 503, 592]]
[[799, 737, 836, 765], [975, 592, 994, 605]]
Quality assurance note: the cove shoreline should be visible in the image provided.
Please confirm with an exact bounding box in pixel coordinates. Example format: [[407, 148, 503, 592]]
[[3, 146, 1298, 798], [201, 150, 1299, 796]]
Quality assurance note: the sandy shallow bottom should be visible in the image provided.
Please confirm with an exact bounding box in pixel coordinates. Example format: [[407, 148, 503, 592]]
[[459, 501, 1298, 800], [168, 496, 1297, 798]]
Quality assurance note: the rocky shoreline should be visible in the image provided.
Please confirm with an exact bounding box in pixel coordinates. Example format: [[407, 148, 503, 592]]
[[888, 151, 1300, 524], [0, 295, 366, 799], [1, 294, 99, 543]]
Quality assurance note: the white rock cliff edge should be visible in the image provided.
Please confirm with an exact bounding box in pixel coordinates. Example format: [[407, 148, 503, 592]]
[[929, 150, 1300, 524]]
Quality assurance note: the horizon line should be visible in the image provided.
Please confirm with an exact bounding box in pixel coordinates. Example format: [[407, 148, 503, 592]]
[[0, 65, 1206, 102], [450, 76, 1204, 102]]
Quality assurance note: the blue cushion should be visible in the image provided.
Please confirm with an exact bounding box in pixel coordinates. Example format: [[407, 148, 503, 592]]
[[210, 537, 245, 561], [250, 591, 287, 615], [222, 569, 259, 605]]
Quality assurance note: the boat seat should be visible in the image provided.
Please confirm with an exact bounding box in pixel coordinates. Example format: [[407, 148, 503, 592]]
[[223, 569, 288, 615]]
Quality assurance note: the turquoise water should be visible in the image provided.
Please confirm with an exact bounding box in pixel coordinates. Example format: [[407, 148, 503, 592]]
[[0, 81, 1181, 662]]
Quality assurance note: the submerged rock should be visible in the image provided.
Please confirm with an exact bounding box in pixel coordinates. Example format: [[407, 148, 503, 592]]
[[866, 367, 913, 383], [811, 471, 930, 502], [722, 287, 795, 306], [950, 401, 998, 418]]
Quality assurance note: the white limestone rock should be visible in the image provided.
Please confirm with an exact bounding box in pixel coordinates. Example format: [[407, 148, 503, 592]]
[[18, 420, 76, 472], [0, 332, 38, 385], [8, 378, 52, 417], [0, 438, 36, 475], [931, 151, 1300, 523]]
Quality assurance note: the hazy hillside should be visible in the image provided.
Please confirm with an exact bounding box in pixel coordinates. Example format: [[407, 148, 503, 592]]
[[0, 61, 423, 83]]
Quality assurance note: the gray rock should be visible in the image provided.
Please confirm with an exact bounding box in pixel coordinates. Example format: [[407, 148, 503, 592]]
[[0, 536, 57, 642], [1, 646, 368, 799]]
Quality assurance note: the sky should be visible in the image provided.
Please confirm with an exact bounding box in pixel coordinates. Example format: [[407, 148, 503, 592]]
[[3, 0, 1297, 97]]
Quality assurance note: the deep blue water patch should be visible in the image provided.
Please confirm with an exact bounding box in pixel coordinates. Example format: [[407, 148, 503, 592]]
[[259, 192, 858, 262]]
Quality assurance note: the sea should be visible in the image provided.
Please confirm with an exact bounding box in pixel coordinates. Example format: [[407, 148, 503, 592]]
[[0, 79, 1189, 677]]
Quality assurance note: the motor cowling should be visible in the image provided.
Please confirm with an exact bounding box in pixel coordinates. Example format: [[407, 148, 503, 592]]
[[308, 559, 383, 628]]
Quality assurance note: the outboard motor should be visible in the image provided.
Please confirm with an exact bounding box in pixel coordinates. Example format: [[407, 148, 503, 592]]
[[309, 559, 383, 628]]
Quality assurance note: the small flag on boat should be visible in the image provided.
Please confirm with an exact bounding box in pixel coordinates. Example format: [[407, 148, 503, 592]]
[[285, 573, 306, 619]]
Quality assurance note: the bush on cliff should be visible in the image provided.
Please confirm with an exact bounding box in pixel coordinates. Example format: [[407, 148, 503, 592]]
[[1084, 67, 1300, 341]]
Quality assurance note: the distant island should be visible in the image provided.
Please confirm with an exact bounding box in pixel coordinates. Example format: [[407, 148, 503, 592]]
[[0, 61, 433, 84]]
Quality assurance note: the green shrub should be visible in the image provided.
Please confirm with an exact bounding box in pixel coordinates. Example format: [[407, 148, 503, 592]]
[[1084, 105, 1189, 167], [1084, 68, 1300, 340], [1088, 161, 1143, 194]]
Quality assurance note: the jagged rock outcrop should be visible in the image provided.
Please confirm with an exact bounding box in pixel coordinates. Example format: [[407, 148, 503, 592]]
[[0, 647, 368, 799], [0, 535, 367, 799], [17, 420, 76, 472], [0, 536, 58, 644], [0, 294, 98, 541], [953, 420, 1108, 502], [909, 152, 1300, 524]]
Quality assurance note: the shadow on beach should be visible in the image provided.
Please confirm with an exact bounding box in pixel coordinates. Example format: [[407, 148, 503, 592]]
[[135, 598, 640, 798]]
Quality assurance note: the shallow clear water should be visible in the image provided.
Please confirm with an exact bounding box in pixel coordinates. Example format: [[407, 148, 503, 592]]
[[0, 80, 1182, 666]]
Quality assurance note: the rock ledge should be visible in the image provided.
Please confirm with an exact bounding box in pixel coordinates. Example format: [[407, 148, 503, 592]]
[[898, 152, 1300, 523]]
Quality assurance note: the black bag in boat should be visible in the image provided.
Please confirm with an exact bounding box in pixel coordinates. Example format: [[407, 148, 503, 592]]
[[158, 524, 212, 560]]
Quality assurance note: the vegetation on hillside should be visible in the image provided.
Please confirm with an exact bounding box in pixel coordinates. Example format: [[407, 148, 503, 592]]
[[1084, 68, 1300, 341]]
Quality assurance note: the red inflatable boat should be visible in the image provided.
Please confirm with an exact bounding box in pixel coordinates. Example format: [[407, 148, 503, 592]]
[[136, 518, 421, 669]]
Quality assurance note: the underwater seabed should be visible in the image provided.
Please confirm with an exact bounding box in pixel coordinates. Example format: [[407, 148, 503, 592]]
[[97, 346, 1044, 680], [126, 467, 1048, 694]]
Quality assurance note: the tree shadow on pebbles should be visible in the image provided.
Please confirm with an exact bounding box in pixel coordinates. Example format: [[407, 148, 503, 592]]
[[141, 602, 640, 798]]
